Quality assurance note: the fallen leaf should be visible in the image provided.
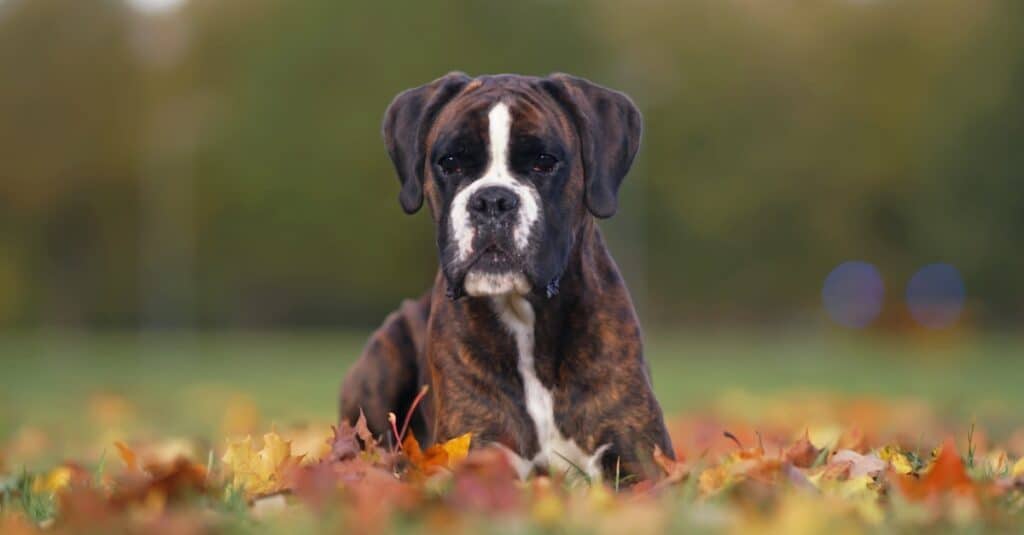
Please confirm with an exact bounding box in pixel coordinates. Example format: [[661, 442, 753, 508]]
[[1012, 457, 1024, 478], [439, 432, 472, 466], [222, 432, 299, 497], [108, 457, 208, 511], [329, 423, 360, 462], [115, 441, 140, 472], [403, 432, 473, 476], [652, 445, 689, 488], [32, 464, 89, 495], [784, 431, 823, 468], [879, 445, 915, 475], [447, 446, 521, 512], [830, 450, 886, 478], [896, 438, 975, 501]]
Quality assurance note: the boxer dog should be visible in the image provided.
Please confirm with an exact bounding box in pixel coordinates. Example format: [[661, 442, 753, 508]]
[[340, 73, 673, 481]]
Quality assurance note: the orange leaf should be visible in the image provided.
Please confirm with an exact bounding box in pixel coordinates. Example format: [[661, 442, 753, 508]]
[[652, 445, 689, 488], [403, 432, 472, 475], [115, 441, 139, 472], [402, 432, 424, 465], [896, 438, 974, 501]]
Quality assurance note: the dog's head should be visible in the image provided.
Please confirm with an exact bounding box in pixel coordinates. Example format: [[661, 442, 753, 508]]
[[382, 73, 641, 299]]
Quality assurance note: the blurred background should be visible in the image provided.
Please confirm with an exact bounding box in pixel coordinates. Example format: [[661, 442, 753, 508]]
[[1, 0, 1023, 460]]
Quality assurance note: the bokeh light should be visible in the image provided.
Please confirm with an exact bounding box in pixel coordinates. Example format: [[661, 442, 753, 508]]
[[125, 0, 185, 14], [906, 263, 966, 329], [822, 261, 885, 328]]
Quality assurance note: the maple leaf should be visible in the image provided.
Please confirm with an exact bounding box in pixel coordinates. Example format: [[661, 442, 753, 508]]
[[895, 438, 975, 501], [402, 431, 472, 476], [222, 432, 300, 498], [353, 409, 378, 451], [31, 463, 89, 495], [114, 441, 140, 473], [328, 423, 360, 462], [439, 432, 472, 463], [651, 445, 689, 489], [878, 444, 916, 475], [830, 449, 886, 478], [697, 433, 779, 496], [784, 431, 823, 468], [107, 457, 209, 511], [1012, 457, 1024, 478]]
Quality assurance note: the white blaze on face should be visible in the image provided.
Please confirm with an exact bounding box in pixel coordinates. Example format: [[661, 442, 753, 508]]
[[448, 102, 541, 297]]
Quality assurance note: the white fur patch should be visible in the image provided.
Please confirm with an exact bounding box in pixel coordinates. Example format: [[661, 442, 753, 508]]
[[464, 272, 531, 297], [490, 295, 609, 480], [449, 102, 541, 266]]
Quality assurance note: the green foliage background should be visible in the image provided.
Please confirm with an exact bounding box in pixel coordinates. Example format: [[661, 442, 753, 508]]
[[0, 0, 1021, 329]]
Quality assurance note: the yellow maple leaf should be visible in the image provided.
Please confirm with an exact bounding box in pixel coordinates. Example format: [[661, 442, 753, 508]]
[[439, 432, 472, 467], [1012, 457, 1024, 478], [222, 432, 295, 497], [31, 466, 73, 495], [403, 431, 473, 475], [879, 445, 915, 475]]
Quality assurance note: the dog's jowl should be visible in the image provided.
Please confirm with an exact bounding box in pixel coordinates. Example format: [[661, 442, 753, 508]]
[[340, 73, 673, 482]]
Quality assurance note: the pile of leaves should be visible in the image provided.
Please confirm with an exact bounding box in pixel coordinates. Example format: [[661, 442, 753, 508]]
[[2, 393, 1024, 533]]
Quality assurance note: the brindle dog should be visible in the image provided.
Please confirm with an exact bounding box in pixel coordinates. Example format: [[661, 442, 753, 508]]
[[340, 73, 673, 481]]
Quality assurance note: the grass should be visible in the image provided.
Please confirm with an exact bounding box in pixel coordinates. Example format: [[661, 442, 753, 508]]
[[2, 329, 1023, 532], [1, 329, 1022, 465]]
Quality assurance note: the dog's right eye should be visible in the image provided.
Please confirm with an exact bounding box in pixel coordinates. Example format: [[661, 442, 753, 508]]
[[437, 154, 462, 176]]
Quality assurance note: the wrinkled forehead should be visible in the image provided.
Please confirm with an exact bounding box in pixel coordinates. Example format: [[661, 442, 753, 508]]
[[426, 82, 575, 153]]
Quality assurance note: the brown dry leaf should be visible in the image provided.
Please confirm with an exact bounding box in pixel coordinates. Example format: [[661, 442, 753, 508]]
[[353, 409, 377, 448], [329, 423, 360, 462], [817, 459, 853, 482], [109, 457, 209, 511], [447, 446, 522, 512], [784, 431, 823, 468]]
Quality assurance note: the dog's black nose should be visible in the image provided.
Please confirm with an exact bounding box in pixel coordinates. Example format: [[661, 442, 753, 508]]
[[469, 186, 519, 220]]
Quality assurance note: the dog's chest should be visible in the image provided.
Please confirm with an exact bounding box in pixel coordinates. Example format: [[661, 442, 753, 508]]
[[490, 296, 608, 480]]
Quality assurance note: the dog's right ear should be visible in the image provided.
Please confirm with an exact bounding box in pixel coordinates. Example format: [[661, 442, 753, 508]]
[[382, 72, 472, 214]]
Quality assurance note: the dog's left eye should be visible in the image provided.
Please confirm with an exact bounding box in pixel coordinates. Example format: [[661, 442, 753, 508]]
[[532, 153, 558, 174]]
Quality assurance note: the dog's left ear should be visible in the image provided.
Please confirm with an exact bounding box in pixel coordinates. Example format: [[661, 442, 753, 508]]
[[540, 73, 642, 218], [383, 72, 473, 214]]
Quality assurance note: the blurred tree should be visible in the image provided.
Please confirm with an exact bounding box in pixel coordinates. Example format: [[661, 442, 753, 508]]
[[186, 0, 604, 325], [0, 0, 1020, 329], [0, 0, 144, 326]]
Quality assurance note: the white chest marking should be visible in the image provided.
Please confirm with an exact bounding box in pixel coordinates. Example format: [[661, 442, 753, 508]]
[[448, 102, 541, 263], [490, 295, 609, 480]]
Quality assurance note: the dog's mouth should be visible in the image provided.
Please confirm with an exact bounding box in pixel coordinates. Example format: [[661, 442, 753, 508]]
[[470, 244, 516, 272], [445, 242, 531, 299]]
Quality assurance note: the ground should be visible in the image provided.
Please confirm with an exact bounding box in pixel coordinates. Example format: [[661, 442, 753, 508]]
[[1, 330, 1023, 532]]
